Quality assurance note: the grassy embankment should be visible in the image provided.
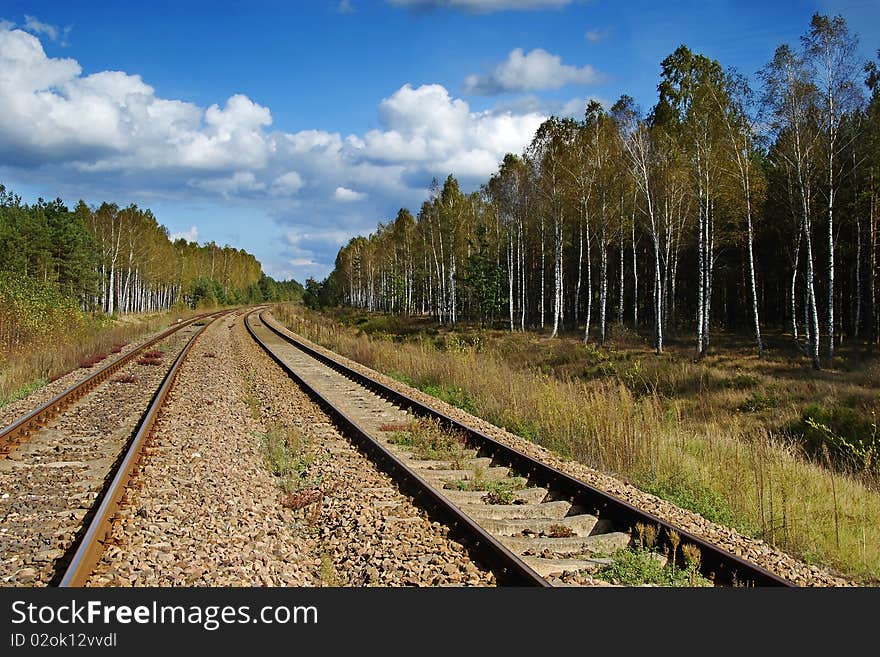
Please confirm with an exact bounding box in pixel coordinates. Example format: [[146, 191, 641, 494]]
[[0, 272, 206, 409], [272, 303, 880, 583]]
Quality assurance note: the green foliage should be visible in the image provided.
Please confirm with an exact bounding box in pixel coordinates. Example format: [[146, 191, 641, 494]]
[[259, 426, 321, 495], [303, 273, 341, 310], [420, 382, 477, 413], [461, 224, 502, 327], [0, 270, 86, 358], [595, 548, 712, 587], [737, 391, 779, 412], [638, 472, 740, 530], [792, 403, 878, 473], [0, 378, 48, 409], [189, 277, 226, 308]]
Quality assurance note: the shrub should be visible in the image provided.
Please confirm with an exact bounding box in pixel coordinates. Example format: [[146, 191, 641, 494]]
[[791, 403, 878, 474], [595, 548, 712, 587], [737, 391, 779, 413], [421, 383, 477, 414], [0, 271, 85, 359]]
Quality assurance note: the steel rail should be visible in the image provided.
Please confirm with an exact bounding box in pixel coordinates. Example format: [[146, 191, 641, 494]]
[[0, 310, 224, 458], [58, 310, 232, 587], [258, 310, 794, 588], [245, 310, 549, 586]]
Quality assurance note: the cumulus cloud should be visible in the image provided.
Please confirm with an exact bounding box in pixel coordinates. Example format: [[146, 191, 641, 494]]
[[280, 228, 360, 280], [0, 23, 552, 282], [358, 83, 544, 181], [169, 225, 199, 242], [388, 0, 570, 11], [464, 48, 605, 95], [0, 27, 272, 171], [333, 186, 367, 202]]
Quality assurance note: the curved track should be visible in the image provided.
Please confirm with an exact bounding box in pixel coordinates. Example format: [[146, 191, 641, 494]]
[[248, 309, 794, 587]]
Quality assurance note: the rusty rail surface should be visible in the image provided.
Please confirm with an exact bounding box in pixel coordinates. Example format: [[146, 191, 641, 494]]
[[0, 310, 224, 458], [256, 310, 794, 588], [58, 310, 232, 587]]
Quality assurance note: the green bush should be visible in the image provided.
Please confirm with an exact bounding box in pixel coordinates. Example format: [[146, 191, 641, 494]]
[[638, 472, 740, 530], [421, 382, 477, 413], [0, 271, 85, 359], [737, 391, 779, 413], [790, 403, 878, 472]]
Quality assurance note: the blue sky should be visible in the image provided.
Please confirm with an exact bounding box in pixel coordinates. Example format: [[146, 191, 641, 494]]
[[1, 0, 877, 282]]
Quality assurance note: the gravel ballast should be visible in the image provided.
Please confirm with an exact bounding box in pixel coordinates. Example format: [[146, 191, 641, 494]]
[[88, 311, 494, 586]]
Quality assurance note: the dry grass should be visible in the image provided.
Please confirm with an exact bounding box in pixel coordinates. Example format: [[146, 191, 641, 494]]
[[273, 303, 880, 583], [0, 309, 201, 407]]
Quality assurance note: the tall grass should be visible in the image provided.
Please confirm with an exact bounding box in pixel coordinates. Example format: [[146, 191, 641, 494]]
[[273, 304, 880, 582], [0, 285, 200, 407]]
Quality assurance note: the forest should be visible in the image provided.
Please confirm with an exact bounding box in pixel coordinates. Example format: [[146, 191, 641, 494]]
[[0, 184, 302, 357], [313, 15, 880, 371]]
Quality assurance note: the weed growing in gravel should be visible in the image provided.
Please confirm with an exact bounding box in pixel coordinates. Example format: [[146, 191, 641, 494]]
[[544, 523, 577, 538], [319, 553, 340, 586], [594, 547, 712, 587], [389, 417, 470, 462], [635, 523, 659, 549], [260, 426, 323, 498], [244, 394, 261, 420], [443, 476, 528, 500]]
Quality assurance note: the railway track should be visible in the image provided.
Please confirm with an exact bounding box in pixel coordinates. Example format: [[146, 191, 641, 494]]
[[247, 309, 794, 587], [0, 310, 221, 458], [0, 310, 231, 586]]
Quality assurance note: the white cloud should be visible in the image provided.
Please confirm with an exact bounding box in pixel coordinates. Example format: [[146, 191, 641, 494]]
[[464, 48, 605, 95], [0, 24, 553, 283], [333, 186, 367, 202], [23, 15, 72, 46], [388, 0, 570, 12], [338, 0, 356, 13], [169, 225, 199, 242], [584, 28, 610, 43], [272, 171, 304, 195], [0, 27, 271, 170], [357, 83, 544, 181], [189, 171, 266, 197]]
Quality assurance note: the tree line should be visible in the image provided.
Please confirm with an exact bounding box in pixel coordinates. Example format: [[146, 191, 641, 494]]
[[0, 185, 303, 315], [312, 14, 880, 369]]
